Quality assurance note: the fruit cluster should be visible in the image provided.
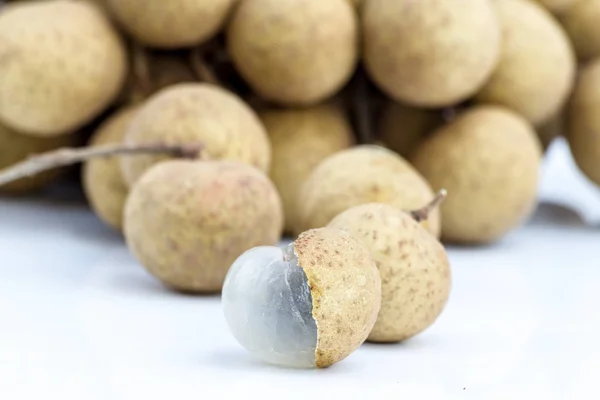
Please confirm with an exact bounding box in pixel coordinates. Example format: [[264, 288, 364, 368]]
[[0, 0, 598, 368]]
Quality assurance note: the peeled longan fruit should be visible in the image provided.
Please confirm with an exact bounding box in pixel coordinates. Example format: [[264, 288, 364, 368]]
[[560, 0, 600, 62], [378, 101, 445, 159], [328, 202, 451, 343], [222, 227, 381, 368], [0, 0, 127, 136], [261, 104, 355, 234], [362, 0, 500, 107], [124, 159, 284, 293], [0, 121, 79, 194], [82, 106, 139, 231], [475, 0, 576, 126], [297, 145, 441, 238], [106, 0, 234, 49], [227, 0, 358, 106], [410, 106, 542, 245], [120, 83, 271, 186], [566, 59, 600, 187]]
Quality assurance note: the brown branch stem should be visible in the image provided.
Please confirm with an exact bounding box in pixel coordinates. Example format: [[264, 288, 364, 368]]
[[0, 143, 203, 187], [190, 47, 221, 86], [410, 189, 448, 222]]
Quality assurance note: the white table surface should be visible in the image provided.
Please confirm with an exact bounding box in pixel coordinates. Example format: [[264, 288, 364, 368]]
[[1, 138, 599, 400]]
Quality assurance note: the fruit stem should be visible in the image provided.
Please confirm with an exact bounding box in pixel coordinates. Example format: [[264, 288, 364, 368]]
[[0, 142, 204, 187], [410, 189, 448, 222], [190, 47, 222, 87]]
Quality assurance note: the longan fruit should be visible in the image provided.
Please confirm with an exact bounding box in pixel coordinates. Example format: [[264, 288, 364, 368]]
[[560, 0, 600, 63], [297, 145, 441, 238], [566, 59, 600, 187], [378, 101, 445, 158], [227, 0, 358, 106], [0, 121, 79, 194], [0, 0, 127, 136], [106, 0, 234, 49], [120, 83, 271, 186], [475, 0, 576, 126], [82, 106, 139, 231], [261, 104, 355, 234], [362, 0, 501, 107], [410, 105, 542, 245], [124, 159, 284, 293], [328, 203, 451, 343]]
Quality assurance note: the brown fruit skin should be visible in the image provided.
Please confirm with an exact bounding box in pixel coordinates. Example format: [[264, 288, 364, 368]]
[[475, 0, 576, 126], [378, 101, 445, 159], [0, 121, 79, 194], [328, 203, 451, 343], [227, 0, 358, 106], [293, 227, 381, 368], [124, 160, 284, 293], [560, 0, 600, 63], [362, 0, 500, 107], [0, 0, 127, 136], [566, 59, 600, 187], [261, 105, 355, 235], [410, 106, 542, 245], [297, 145, 441, 238], [120, 83, 271, 187], [82, 106, 138, 231], [534, 0, 577, 14], [106, 0, 234, 49]]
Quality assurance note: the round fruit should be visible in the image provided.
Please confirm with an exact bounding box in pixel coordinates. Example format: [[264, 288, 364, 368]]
[[106, 0, 234, 48], [410, 105, 542, 244], [378, 101, 445, 158], [328, 202, 451, 343], [261, 104, 354, 234], [297, 145, 441, 237], [82, 106, 138, 231], [119, 83, 271, 186], [222, 227, 381, 368], [0, 0, 127, 136], [0, 121, 79, 193], [124, 159, 284, 293], [475, 0, 576, 126], [560, 0, 600, 62], [362, 0, 500, 107], [227, 0, 358, 106], [566, 59, 600, 187]]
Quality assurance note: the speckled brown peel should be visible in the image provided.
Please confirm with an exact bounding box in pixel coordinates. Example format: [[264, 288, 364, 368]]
[[293, 227, 381, 368]]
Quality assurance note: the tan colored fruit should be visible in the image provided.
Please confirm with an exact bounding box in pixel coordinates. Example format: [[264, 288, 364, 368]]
[[534, 0, 578, 14], [294, 227, 381, 367], [82, 106, 138, 231], [362, 0, 500, 107], [124, 159, 284, 293], [261, 104, 355, 234], [560, 0, 600, 62], [120, 83, 271, 186], [0, 121, 79, 193], [328, 203, 451, 343], [297, 145, 441, 237], [0, 0, 127, 136], [106, 0, 234, 48], [410, 105, 542, 244], [227, 0, 358, 106], [378, 101, 445, 158], [566, 59, 600, 187], [475, 0, 575, 126]]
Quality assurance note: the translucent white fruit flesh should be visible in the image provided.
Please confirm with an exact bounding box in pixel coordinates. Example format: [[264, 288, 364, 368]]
[[222, 244, 318, 368]]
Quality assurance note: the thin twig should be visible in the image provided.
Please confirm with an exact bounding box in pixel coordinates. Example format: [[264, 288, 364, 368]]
[[190, 47, 221, 86], [130, 42, 152, 99], [410, 189, 448, 222], [0, 143, 203, 187]]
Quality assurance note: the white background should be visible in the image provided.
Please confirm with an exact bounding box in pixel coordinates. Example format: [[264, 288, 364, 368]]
[[1, 138, 599, 400]]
